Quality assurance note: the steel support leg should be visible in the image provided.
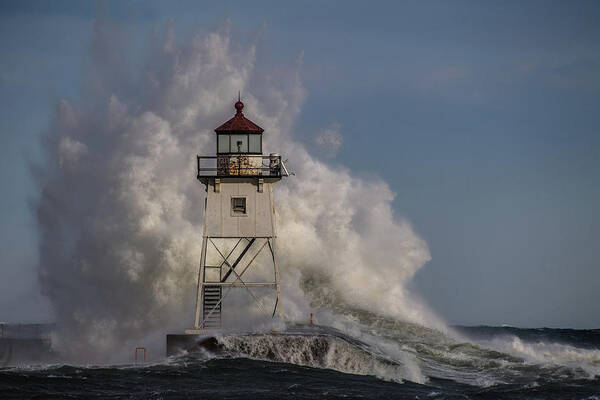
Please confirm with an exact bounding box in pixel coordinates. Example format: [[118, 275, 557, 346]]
[[194, 236, 208, 328], [268, 238, 283, 318]]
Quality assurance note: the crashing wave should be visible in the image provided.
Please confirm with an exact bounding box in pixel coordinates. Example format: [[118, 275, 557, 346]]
[[180, 326, 425, 384]]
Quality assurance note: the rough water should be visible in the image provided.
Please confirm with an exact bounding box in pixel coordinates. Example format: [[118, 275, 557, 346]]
[[17, 19, 600, 400], [2, 318, 599, 399]]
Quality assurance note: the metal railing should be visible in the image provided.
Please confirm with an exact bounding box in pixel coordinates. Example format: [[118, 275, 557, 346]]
[[197, 154, 288, 178]]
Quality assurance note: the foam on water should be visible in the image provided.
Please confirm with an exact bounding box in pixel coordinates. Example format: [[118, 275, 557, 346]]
[[294, 310, 600, 387], [481, 335, 600, 377]]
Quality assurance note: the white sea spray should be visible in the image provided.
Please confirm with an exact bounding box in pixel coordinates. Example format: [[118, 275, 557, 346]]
[[36, 19, 435, 365]]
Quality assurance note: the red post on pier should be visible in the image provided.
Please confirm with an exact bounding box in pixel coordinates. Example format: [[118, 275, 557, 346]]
[[310, 313, 314, 325], [135, 347, 146, 364]]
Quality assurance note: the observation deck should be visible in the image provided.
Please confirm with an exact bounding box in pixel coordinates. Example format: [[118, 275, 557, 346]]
[[196, 154, 289, 184]]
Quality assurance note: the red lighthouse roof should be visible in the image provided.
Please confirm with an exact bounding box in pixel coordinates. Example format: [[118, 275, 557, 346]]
[[215, 100, 264, 134]]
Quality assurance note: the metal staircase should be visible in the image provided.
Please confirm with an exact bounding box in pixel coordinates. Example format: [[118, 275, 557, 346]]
[[202, 285, 222, 329]]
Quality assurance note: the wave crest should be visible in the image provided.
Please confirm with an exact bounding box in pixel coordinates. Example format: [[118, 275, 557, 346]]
[[214, 333, 424, 383]]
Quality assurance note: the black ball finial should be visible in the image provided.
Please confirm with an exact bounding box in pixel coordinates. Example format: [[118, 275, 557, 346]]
[[234, 100, 244, 113]]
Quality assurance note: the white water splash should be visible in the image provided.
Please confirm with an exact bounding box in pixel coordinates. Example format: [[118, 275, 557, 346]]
[[485, 336, 600, 378], [35, 19, 436, 362]]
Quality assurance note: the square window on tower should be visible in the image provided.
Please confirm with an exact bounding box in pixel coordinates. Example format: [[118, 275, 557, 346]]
[[231, 197, 247, 215]]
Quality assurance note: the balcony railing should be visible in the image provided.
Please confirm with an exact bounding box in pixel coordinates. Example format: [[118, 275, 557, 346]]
[[197, 155, 288, 178]]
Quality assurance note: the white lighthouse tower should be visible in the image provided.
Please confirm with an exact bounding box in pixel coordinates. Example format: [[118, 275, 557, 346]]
[[184, 99, 288, 334]]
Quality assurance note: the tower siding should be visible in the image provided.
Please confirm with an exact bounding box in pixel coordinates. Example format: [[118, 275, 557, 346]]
[[205, 179, 275, 238]]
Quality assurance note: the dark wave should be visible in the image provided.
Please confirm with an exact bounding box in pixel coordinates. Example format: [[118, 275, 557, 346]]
[[2, 323, 600, 398]]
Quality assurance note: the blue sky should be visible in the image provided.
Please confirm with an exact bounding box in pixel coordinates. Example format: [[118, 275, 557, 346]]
[[1, 0, 599, 327]]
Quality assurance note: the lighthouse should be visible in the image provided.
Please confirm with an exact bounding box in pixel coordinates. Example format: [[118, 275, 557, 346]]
[[182, 98, 288, 337]]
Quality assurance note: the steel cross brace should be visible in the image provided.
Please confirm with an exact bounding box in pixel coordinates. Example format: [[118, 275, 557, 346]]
[[200, 239, 271, 326], [215, 238, 244, 274], [210, 239, 269, 314]]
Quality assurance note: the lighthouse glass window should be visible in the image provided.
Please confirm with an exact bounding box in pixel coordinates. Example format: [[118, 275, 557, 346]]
[[249, 134, 261, 153], [218, 134, 229, 153], [231, 134, 248, 153]]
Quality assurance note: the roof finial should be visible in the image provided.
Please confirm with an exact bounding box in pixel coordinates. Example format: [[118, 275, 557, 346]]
[[234, 93, 244, 114]]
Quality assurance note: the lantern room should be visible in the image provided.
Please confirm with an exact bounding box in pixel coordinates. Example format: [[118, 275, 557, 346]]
[[215, 100, 264, 155], [196, 99, 287, 179]]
